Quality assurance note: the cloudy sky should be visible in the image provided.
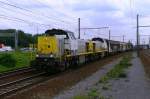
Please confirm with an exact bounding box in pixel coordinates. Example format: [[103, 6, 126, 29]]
[[0, 0, 150, 44]]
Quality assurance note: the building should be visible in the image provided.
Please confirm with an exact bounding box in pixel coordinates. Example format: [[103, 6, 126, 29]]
[[0, 43, 4, 48]]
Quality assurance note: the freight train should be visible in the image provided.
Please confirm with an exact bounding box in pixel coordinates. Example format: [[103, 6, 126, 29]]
[[31, 29, 133, 72]]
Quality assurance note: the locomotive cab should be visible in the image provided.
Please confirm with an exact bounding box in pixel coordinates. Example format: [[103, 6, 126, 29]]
[[33, 29, 78, 71], [36, 29, 77, 58]]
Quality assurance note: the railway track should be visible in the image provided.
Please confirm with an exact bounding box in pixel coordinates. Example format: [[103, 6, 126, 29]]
[[0, 52, 130, 99], [140, 50, 150, 58], [0, 67, 35, 79], [0, 72, 46, 99], [139, 50, 150, 68]]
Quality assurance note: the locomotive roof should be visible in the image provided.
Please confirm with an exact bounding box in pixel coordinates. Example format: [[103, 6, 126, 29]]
[[92, 37, 104, 42], [105, 39, 133, 45], [105, 39, 122, 44], [45, 29, 75, 39], [45, 29, 68, 35]]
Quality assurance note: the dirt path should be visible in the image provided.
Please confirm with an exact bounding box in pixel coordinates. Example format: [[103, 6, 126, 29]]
[[53, 58, 121, 99], [105, 53, 150, 99], [53, 52, 150, 99]]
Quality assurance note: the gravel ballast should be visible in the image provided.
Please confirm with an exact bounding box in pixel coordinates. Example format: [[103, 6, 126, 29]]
[[102, 53, 150, 99], [53, 58, 121, 99], [57, 52, 150, 99]]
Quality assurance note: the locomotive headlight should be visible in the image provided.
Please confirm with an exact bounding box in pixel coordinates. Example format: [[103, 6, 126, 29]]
[[50, 54, 53, 58], [36, 54, 39, 57]]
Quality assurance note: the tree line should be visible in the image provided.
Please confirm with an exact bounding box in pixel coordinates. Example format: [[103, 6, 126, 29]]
[[0, 29, 41, 48]]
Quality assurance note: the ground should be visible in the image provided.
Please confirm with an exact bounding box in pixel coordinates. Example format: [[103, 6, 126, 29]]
[[6, 53, 123, 99], [0, 51, 35, 73], [5, 51, 150, 99], [53, 57, 122, 99], [99, 53, 150, 99], [53, 52, 150, 99]]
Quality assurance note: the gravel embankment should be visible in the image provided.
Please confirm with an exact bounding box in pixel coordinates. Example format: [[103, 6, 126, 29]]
[[96, 53, 150, 99], [140, 50, 150, 78], [60, 52, 150, 99], [53, 58, 121, 99]]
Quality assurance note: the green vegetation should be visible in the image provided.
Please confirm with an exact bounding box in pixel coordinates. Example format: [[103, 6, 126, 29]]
[[0, 51, 35, 73], [99, 55, 132, 83], [0, 53, 16, 68], [73, 95, 89, 99], [0, 29, 39, 48], [88, 88, 99, 98], [73, 54, 132, 99], [102, 84, 110, 90], [73, 88, 105, 99]]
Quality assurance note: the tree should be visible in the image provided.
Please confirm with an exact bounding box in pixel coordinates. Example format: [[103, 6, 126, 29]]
[[0, 29, 38, 48]]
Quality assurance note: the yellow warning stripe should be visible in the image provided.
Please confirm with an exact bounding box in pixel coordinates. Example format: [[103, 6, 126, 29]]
[[66, 50, 108, 57]]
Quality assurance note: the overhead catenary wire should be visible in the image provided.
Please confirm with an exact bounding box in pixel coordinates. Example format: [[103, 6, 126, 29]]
[[4, 0, 74, 24], [140, 34, 150, 36], [0, 14, 52, 27], [0, 1, 55, 25], [0, 6, 74, 30], [0, 16, 52, 34], [0, 0, 75, 25], [0, 0, 78, 32], [0, 14, 47, 26], [0, 0, 137, 41], [80, 27, 109, 29], [0, 4, 57, 25], [111, 35, 122, 37]]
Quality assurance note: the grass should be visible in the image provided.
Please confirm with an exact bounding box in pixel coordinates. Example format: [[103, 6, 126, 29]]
[[73, 95, 89, 99], [102, 84, 110, 90], [88, 88, 99, 98], [0, 51, 35, 73], [99, 55, 132, 83], [73, 54, 133, 99], [73, 88, 105, 99]]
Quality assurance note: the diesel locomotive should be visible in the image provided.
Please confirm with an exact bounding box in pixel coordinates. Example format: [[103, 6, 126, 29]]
[[31, 29, 133, 72]]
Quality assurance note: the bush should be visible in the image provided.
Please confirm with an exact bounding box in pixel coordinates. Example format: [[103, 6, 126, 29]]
[[0, 54, 16, 68]]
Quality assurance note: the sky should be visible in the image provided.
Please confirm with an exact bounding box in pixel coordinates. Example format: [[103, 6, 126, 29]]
[[0, 0, 150, 44]]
